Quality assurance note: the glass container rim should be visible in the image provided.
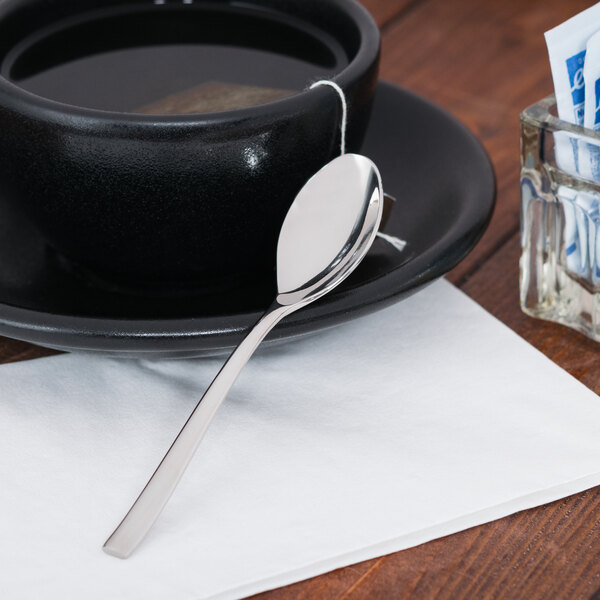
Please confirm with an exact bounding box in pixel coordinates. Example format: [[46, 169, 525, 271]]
[[521, 94, 600, 143]]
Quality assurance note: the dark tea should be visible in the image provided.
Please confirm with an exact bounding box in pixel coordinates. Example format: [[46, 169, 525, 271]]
[[0, 3, 349, 114]]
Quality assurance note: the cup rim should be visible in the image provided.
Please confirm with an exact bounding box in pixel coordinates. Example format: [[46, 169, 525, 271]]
[[0, 0, 380, 127]]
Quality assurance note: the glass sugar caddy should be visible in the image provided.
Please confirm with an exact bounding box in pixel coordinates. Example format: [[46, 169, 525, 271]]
[[520, 95, 600, 342]]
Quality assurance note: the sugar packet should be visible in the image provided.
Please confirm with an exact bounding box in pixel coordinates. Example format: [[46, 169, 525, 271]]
[[584, 29, 600, 131], [545, 3, 600, 124], [545, 3, 600, 280], [582, 30, 600, 180], [583, 29, 600, 281]]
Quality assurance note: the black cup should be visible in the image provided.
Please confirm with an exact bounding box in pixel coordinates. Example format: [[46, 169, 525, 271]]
[[0, 0, 380, 289]]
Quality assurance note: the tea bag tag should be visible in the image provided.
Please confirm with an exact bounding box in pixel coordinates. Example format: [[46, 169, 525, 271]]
[[310, 80, 406, 253]]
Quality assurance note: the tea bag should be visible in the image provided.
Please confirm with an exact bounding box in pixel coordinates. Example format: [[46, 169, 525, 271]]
[[136, 81, 294, 114]]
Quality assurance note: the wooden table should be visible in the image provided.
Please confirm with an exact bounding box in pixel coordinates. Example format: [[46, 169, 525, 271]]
[[2, 0, 598, 598]]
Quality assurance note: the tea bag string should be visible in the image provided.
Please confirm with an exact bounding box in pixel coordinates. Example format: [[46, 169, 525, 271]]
[[310, 80, 348, 155], [310, 80, 407, 253]]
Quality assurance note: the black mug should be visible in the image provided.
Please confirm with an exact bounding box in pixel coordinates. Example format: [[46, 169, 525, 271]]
[[0, 0, 380, 288]]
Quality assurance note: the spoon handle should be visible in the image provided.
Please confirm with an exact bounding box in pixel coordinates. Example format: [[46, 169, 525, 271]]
[[103, 300, 290, 559]]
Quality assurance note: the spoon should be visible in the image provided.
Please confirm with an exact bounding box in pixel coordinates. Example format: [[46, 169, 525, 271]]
[[103, 153, 384, 558]]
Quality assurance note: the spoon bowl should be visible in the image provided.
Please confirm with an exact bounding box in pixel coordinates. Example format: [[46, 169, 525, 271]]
[[277, 153, 382, 304]]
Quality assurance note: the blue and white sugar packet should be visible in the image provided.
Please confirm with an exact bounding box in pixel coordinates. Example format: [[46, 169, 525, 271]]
[[545, 2, 600, 282], [584, 31, 600, 282], [584, 29, 600, 132], [545, 2, 600, 124]]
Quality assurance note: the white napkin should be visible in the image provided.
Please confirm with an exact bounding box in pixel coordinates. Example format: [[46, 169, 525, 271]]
[[1, 279, 599, 600]]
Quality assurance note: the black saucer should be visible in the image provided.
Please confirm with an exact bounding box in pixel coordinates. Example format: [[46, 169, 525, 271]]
[[0, 82, 495, 358]]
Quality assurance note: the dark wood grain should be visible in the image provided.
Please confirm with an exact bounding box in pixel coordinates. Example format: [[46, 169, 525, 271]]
[[2, 0, 599, 598], [0, 336, 56, 364], [361, 0, 420, 29]]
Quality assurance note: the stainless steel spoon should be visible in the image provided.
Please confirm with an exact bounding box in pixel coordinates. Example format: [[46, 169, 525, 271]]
[[103, 153, 384, 559]]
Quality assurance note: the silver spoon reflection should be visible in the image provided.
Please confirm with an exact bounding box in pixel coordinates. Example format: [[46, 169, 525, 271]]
[[103, 153, 384, 558]]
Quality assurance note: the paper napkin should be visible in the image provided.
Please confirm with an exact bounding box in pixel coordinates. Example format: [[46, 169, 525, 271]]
[[1, 279, 599, 600]]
